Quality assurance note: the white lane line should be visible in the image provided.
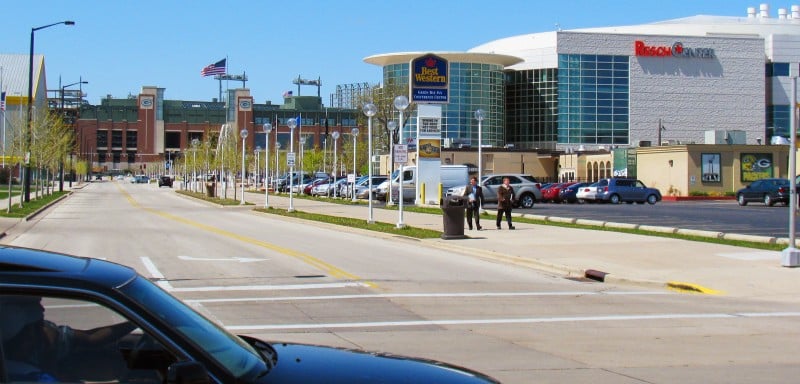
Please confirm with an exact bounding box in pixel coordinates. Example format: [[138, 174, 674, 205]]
[[185, 291, 671, 304], [140, 257, 173, 290], [225, 311, 800, 331], [170, 282, 369, 292]]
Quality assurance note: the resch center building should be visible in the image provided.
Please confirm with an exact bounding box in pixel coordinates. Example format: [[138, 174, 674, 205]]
[[366, 4, 800, 195]]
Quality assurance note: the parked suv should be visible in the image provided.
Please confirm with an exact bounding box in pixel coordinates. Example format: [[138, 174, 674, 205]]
[[594, 178, 661, 204], [480, 174, 542, 209]]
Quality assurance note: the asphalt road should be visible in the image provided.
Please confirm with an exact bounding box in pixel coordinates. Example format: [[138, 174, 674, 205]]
[[515, 199, 797, 238], [3, 182, 800, 383]]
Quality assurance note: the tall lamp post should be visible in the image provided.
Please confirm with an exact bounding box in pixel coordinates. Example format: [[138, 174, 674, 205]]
[[393, 95, 410, 204], [25, 20, 75, 202], [287, 118, 297, 212], [59, 79, 87, 192], [275, 142, 281, 192], [363, 103, 377, 223], [255, 146, 261, 191], [331, 131, 340, 198], [782, 77, 800, 267], [387, 120, 397, 205], [191, 138, 199, 193], [475, 109, 485, 184], [239, 128, 248, 205], [263, 123, 272, 208], [351, 127, 359, 202]]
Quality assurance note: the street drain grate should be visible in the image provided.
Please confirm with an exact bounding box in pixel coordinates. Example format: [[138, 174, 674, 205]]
[[294, 275, 326, 279], [564, 276, 597, 282]]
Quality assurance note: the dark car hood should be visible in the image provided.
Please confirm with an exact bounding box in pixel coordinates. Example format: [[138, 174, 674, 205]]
[[261, 342, 500, 384]]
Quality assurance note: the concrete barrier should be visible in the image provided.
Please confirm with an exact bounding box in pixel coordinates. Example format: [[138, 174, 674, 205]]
[[604, 222, 640, 230], [638, 225, 677, 234], [575, 219, 606, 227], [724, 233, 777, 244], [547, 216, 577, 224], [675, 228, 724, 239]]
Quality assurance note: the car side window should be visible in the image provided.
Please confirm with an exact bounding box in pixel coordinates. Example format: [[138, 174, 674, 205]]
[[486, 177, 501, 186], [0, 294, 176, 383], [634, 181, 645, 188], [508, 176, 522, 184]]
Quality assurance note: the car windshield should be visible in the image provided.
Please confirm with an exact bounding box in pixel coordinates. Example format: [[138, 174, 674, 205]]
[[119, 276, 268, 380]]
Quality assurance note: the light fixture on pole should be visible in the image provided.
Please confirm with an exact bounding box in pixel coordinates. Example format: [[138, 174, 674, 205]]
[[331, 131, 340, 198], [287, 118, 297, 212], [299, 136, 306, 181], [351, 127, 359, 202], [387, 120, 397, 206], [59, 79, 87, 192], [191, 138, 199, 193], [275, 142, 281, 192], [782, 77, 800, 267], [263, 123, 272, 208], [474, 109, 485, 185], [255, 146, 261, 194], [363, 103, 377, 223], [25, 20, 75, 203], [393, 95, 409, 144], [393, 95, 410, 204], [239, 128, 248, 205]]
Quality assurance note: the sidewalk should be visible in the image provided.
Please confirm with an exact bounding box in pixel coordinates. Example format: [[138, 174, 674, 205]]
[[242, 190, 800, 303]]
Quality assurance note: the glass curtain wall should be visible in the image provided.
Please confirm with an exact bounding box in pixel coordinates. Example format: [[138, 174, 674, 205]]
[[557, 54, 630, 146]]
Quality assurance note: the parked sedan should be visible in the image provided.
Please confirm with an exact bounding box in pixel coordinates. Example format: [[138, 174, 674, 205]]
[[735, 177, 791, 206], [575, 182, 600, 203], [479, 174, 542, 209], [0, 246, 500, 383], [558, 182, 589, 204]]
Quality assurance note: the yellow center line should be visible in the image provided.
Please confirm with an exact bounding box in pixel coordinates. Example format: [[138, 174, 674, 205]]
[[117, 184, 374, 286]]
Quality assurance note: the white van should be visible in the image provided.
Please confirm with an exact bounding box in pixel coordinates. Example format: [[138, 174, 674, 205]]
[[376, 165, 468, 202]]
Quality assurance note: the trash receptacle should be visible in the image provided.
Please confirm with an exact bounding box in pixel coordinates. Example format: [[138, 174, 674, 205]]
[[441, 195, 467, 240], [205, 182, 216, 198]]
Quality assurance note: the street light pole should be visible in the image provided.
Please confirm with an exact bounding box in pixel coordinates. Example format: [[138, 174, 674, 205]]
[[393, 95, 410, 204], [475, 109, 485, 184], [26, 20, 75, 202], [363, 103, 377, 223], [240, 128, 248, 205], [387, 121, 397, 206], [351, 127, 359, 202], [287, 118, 297, 212], [782, 77, 800, 267], [331, 131, 340, 198], [59, 79, 87, 192], [191, 138, 199, 193], [263, 123, 272, 209]]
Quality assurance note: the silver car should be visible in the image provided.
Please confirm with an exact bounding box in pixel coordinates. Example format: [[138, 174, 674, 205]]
[[472, 174, 542, 209]]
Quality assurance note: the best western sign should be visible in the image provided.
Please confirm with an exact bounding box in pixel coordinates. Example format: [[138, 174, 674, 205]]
[[634, 40, 715, 58], [410, 54, 449, 104]]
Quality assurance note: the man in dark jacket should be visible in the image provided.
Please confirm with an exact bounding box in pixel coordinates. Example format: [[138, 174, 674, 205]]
[[496, 177, 515, 230], [462, 177, 484, 230]]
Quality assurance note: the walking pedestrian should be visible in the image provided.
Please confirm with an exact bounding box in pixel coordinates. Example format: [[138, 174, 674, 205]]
[[463, 176, 484, 230], [496, 177, 515, 230]]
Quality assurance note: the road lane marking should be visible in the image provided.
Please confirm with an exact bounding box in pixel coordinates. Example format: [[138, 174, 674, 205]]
[[177, 255, 268, 263], [184, 290, 671, 303], [224, 311, 800, 331], [171, 282, 369, 292], [118, 185, 372, 287], [140, 257, 173, 290]]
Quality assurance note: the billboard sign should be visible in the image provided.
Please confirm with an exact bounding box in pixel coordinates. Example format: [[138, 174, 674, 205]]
[[410, 54, 449, 104]]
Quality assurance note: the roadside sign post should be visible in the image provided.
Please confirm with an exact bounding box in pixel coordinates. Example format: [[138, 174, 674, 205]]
[[394, 144, 408, 228]]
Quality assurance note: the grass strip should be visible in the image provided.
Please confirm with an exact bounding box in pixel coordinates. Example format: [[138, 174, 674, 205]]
[[0, 191, 69, 218]]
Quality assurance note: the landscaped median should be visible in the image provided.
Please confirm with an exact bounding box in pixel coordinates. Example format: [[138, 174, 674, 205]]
[[176, 190, 789, 251]]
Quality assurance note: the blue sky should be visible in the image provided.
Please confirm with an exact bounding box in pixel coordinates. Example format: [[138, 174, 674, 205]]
[[1, 0, 778, 104]]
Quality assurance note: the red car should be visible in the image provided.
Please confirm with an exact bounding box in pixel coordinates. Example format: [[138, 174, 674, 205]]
[[541, 182, 576, 203], [304, 177, 331, 195]]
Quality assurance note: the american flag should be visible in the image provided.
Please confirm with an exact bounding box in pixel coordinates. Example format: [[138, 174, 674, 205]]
[[200, 59, 226, 77]]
